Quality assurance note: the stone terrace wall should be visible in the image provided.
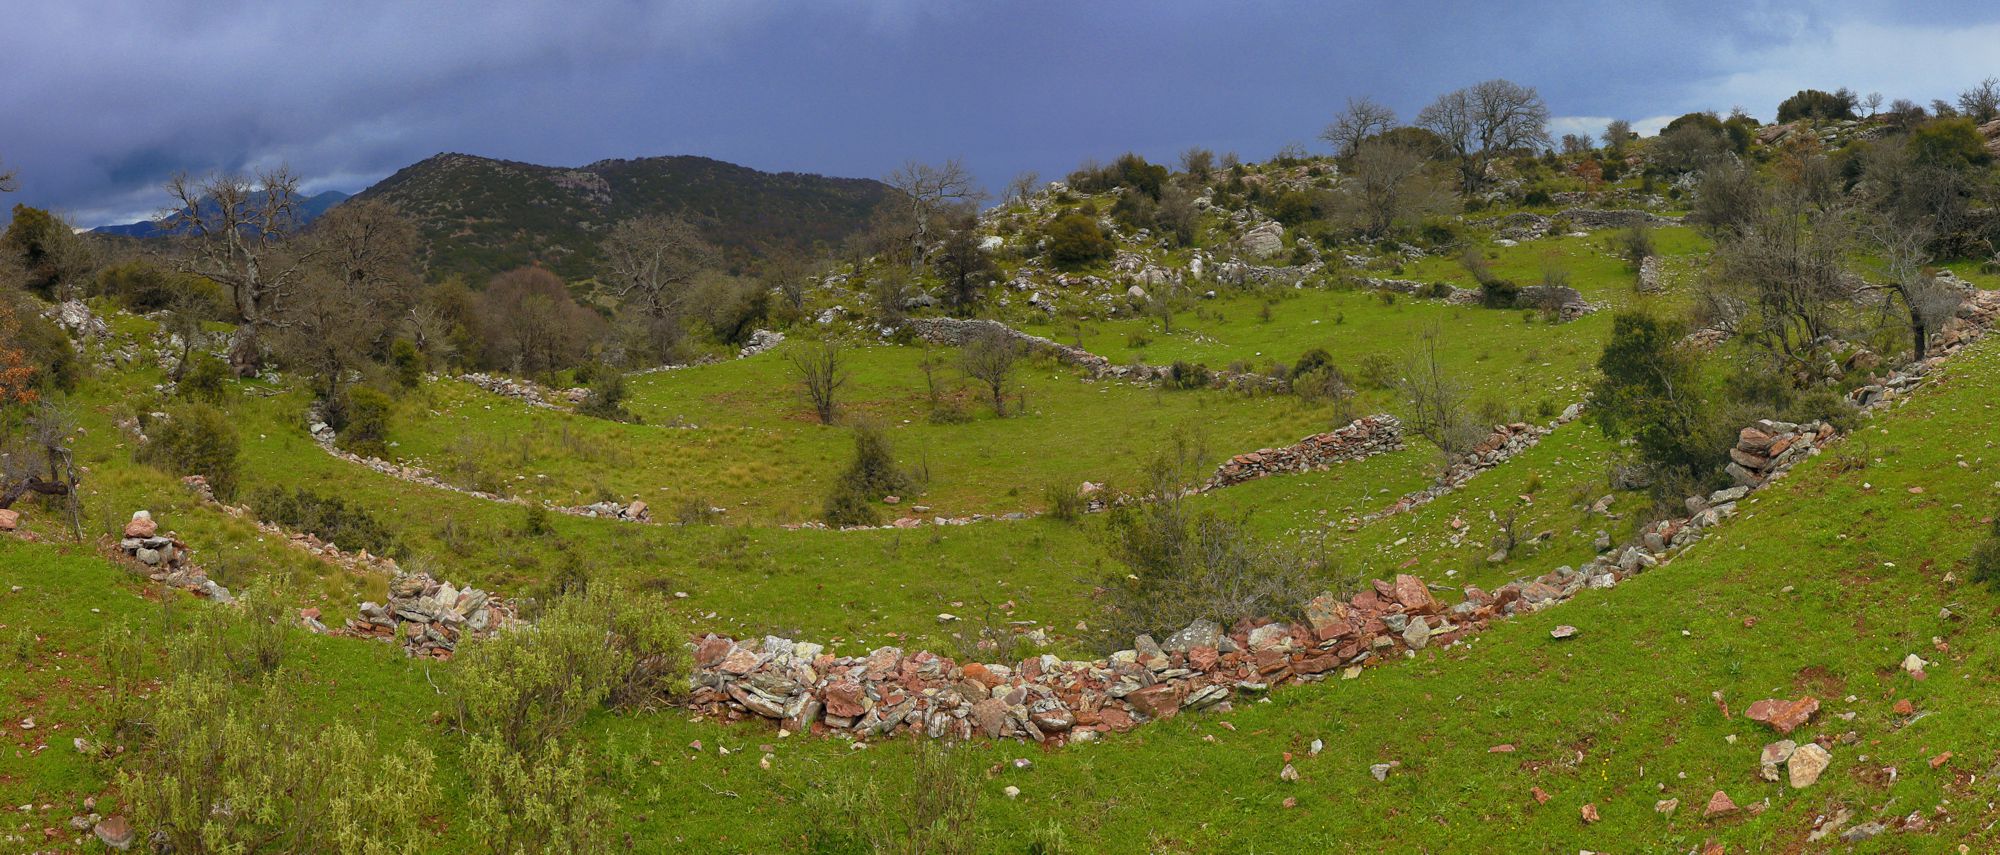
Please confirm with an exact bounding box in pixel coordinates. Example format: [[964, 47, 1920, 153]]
[[1202, 415, 1404, 490], [905, 317, 1286, 394], [1352, 403, 1586, 526]]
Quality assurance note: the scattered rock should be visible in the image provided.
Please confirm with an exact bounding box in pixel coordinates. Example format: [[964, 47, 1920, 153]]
[[1743, 696, 1818, 735], [93, 816, 134, 850], [1580, 803, 1600, 824], [1788, 743, 1831, 788], [1369, 761, 1399, 782], [1703, 790, 1737, 819], [1550, 625, 1577, 640]]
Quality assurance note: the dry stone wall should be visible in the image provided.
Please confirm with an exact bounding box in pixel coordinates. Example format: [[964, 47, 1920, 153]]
[[1202, 416, 1403, 490], [905, 317, 1286, 393]]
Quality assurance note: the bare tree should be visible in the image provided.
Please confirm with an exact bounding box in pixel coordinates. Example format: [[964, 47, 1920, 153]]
[[788, 339, 848, 424], [1862, 91, 1885, 118], [1417, 79, 1551, 194], [1866, 221, 1964, 361], [1320, 96, 1399, 157], [0, 156, 15, 192], [959, 328, 1018, 417], [0, 403, 82, 540], [1958, 77, 2000, 124], [1400, 325, 1479, 455], [162, 167, 323, 370], [884, 159, 981, 272], [1601, 119, 1635, 155], [1332, 138, 1455, 238], [1004, 171, 1041, 206], [159, 288, 213, 382], [602, 214, 717, 321], [1688, 159, 1762, 239], [399, 302, 458, 369], [1178, 147, 1215, 179], [1706, 170, 1855, 364]]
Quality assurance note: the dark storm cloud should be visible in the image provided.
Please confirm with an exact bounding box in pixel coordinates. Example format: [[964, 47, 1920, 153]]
[[5, 0, 1997, 227]]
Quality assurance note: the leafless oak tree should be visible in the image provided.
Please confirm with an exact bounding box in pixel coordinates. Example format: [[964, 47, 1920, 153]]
[[601, 214, 717, 320], [162, 167, 322, 369], [1958, 77, 2000, 123], [1866, 221, 1964, 361], [1333, 138, 1455, 238], [1320, 96, 1398, 157], [1416, 79, 1552, 195], [885, 159, 981, 272]]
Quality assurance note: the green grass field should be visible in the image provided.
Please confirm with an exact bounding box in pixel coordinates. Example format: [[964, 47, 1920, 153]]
[[8, 319, 1998, 853]]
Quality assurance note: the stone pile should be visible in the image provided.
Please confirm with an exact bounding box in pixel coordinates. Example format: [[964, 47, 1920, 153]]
[[738, 329, 786, 358], [1203, 416, 1404, 490], [1492, 212, 1552, 242], [459, 372, 585, 409], [574, 499, 652, 522], [340, 571, 518, 658], [1358, 277, 1482, 305], [1725, 420, 1834, 488], [114, 510, 234, 603], [905, 317, 1285, 394]]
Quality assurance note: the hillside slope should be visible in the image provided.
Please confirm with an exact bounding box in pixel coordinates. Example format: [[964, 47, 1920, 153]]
[[349, 152, 893, 281]]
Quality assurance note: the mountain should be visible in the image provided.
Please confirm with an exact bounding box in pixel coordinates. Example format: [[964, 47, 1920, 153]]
[[90, 190, 351, 238], [349, 152, 895, 281]]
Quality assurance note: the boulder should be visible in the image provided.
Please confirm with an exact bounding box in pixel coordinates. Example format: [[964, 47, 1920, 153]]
[[1162, 619, 1222, 653], [94, 816, 135, 850], [1392, 574, 1439, 615], [1744, 696, 1818, 735], [0, 509, 18, 531], [1238, 221, 1286, 259]]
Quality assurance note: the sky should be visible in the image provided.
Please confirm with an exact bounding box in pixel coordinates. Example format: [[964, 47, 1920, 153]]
[[5, 0, 1999, 228]]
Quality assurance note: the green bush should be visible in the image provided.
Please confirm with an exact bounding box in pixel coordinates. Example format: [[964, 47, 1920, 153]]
[[250, 485, 398, 556], [1970, 511, 2000, 589], [823, 423, 914, 527], [337, 385, 393, 457], [178, 352, 228, 403], [452, 583, 691, 753], [465, 735, 612, 855], [141, 401, 241, 500], [1043, 482, 1085, 523], [121, 672, 440, 855], [577, 365, 638, 423], [1168, 361, 1211, 390], [391, 338, 424, 389], [1479, 279, 1521, 309], [1043, 213, 1114, 269]]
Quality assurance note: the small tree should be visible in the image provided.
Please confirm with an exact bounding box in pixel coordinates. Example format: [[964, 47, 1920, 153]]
[[1617, 222, 1655, 269], [788, 339, 847, 424], [823, 423, 914, 527], [1400, 326, 1480, 454], [1957, 76, 2000, 124], [959, 328, 1018, 416], [1589, 311, 1726, 493], [1321, 96, 1399, 157]]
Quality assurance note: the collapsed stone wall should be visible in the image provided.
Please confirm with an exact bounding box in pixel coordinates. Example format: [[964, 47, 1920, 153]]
[[1355, 278, 1597, 321], [1202, 415, 1403, 490], [904, 317, 1287, 394], [1558, 208, 1680, 230], [1353, 403, 1586, 526], [305, 414, 652, 523]]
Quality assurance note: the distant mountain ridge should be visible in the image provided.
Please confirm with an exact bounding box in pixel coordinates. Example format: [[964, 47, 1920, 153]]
[[349, 152, 894, 281], [91, 190, 351, 238]]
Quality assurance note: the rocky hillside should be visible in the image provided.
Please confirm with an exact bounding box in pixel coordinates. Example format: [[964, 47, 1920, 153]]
[[351, 152, 893, 281]]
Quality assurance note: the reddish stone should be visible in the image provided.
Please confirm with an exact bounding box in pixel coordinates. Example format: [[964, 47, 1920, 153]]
[[1580, 803, 1600, 824], [1930, 751, 1953, 768], [1488, 743, 1515, 753], [1371, 578, 1397, 599], [1334, 641, 1363, 660], [1292, 653, 1338, 675], [1128, 684, 1180, 719], [0, 509, 19, 531], [1737, 427, 1773, 451], [1254, 649, 1290, 675], [1353, 590, 1382, 611], [1393, 574, 1439, 614], [1703, 790, 1737, 819], [300, 607, 321, 621], [1097, 706, 1136, 732], [823, 681, 866, 718], [1531, 786, 1551, 805], [123, 516, 157, 538], [1893, 699, 1914, 715], [961, 663, 994, 689], [1743, 696, 1818, 735], [1187, 646, 1219, 671]]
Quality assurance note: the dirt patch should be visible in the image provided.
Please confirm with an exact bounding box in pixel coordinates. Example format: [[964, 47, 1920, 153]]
[[1793, 665, 1846, 697]]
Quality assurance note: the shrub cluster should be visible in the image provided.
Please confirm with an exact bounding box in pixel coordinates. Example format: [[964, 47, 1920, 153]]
[[822, 423, 915, 527], [139, 401, 242, 500], [250, 485, 398, 556]]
